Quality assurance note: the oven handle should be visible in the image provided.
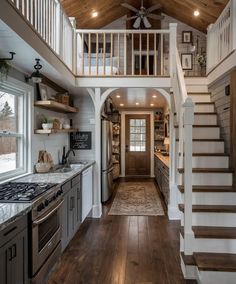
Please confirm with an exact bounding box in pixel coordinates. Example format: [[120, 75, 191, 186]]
[[33, 200, 64, 226]]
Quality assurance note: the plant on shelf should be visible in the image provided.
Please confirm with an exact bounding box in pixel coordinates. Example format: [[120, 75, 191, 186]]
[[0, 60, 11, 81], [196, 53, 206, 68], [41, 115, 53, 130]]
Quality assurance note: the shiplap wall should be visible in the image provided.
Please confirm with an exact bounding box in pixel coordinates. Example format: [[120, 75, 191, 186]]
[[69, 94, 95, 161], [209, 74, 230, 153]]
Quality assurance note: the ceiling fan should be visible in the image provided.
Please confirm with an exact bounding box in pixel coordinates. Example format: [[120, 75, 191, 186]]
[[121, 0, 164, 29]]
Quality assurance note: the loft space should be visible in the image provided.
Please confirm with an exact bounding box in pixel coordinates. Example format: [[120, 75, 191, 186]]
[[60, 0, 229, 32]]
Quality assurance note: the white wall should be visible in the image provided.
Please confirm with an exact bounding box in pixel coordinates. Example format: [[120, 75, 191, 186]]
[[161, 14, 206, 77], [69, 93, 95, 161], [209, 74, 230, 154]]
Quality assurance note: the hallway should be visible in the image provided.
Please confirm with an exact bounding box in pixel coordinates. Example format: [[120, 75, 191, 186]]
[[48, 180, 196, 284]]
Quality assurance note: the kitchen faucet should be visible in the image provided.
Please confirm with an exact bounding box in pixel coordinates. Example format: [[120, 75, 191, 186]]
[[61, 146, 75, 165]]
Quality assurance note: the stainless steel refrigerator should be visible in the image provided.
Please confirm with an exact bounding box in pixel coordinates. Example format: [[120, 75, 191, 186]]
[[101, 119, 113, 202]]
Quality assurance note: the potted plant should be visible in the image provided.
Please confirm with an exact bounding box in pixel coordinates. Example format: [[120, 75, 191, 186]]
[[0, 60, 11, 81], [42, 116, 53, 130]]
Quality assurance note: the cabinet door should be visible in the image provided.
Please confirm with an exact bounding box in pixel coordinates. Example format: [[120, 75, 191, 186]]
[[75, 183, 81, 229], [61, 193, 69, 252], [67, 188, 75, 241], [0, 228, 28, 284]]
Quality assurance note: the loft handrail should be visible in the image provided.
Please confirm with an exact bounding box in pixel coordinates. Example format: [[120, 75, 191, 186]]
[[76, 29, 170, 34]]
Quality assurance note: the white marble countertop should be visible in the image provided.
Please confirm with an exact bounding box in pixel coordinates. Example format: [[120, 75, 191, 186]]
[[0, 160, 95, 231], [0, 203, 32, 231]]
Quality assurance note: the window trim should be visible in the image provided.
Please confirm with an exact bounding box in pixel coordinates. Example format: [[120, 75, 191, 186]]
[[0, 76, 33, 182]]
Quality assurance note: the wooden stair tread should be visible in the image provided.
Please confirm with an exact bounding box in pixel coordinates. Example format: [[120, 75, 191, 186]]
[[181, 252, 196, 266], [195, 102, 214, 105], [180, 226, 236, 239], [193, 112, 217, 115], [176, 139, 224, 141], [179, 204, 236, 213], [188, 92, 211, 95], [194, 253, 236, 272], [192, 153, 229, 156], [178, 168, 233, 173], [175, 125, 219, 128], [178, 185, 235, 193]]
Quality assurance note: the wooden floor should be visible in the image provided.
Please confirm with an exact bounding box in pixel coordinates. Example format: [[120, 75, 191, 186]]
[[48, 179, 196, 284]]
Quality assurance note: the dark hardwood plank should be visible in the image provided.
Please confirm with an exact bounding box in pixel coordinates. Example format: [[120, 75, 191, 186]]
[[48, 180, 197, 284]]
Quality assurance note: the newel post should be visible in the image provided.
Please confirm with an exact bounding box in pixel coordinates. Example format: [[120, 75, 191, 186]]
[[169, 23, 177, 78], [183, 97, 194, 255]]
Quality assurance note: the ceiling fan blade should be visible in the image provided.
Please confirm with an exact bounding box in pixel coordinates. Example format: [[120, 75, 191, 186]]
[[146, 4, 161, 13], [143, 16, 152, 28], [148, 13, 165, 20], [121, 3, 139, 13], [133, 17, 141, 29], [126, 16, 138, 21]]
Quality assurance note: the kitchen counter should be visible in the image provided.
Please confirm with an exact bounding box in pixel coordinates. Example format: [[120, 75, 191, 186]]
[[16, 160, 95, 184], [0, 203, 31, 231], [0, 160, 95, 231], [154, 152, 169, 168]]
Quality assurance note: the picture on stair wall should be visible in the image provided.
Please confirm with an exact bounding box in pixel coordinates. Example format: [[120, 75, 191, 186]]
[[181, 53, 193, 70], [182, 31, 193, 43]]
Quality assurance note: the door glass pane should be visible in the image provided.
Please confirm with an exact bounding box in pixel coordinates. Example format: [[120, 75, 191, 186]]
[[129, 119, 146, 152]]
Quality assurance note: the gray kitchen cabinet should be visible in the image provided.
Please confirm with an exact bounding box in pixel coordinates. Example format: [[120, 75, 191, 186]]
[[61, 174, 81, 252], [0, 215, 29, 284], [154, 154, 169, 206]]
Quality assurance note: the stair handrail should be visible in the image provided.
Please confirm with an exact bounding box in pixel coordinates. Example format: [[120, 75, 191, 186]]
[[170, 23, 194, 255]]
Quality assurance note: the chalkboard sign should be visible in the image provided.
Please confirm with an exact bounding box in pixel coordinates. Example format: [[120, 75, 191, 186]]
[[70, 132, 92, 150]]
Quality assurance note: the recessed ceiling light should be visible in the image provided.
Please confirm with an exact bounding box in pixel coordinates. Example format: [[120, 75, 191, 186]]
[[116, 95, 120, 98], [120, 103, 124, 107], [150, 103, 154, 107], [136, 102, 139, 105], [92, 11, 98, 18], [152, 95, 157, 98], [194, 10, 200, 17]]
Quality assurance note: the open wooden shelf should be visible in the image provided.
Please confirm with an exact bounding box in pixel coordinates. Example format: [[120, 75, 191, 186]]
[[34, 100, 78, 113], [34, 128, 79, 135]]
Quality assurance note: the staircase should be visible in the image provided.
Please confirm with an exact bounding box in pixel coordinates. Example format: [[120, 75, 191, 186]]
[[177, 92, 236, 284]]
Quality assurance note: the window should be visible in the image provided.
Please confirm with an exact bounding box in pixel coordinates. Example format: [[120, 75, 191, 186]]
[[0, 78, 32, 181], [129, 119, 146, 152]]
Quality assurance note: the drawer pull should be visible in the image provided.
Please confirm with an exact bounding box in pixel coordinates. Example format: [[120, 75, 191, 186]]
[[3, 226, 17, 237]]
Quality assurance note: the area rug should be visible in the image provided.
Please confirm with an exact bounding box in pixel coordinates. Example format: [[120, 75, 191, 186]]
[[108, 182, 164, 216]]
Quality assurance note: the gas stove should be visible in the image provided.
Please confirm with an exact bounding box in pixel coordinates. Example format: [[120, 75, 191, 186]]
[[0, 182, 58, 203]]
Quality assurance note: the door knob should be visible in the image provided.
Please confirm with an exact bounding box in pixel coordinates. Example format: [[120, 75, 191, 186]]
[[125, 145, 129, 152]]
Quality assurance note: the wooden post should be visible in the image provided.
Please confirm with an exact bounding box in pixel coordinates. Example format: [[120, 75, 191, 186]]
[[230, 70, 236, 187], [124, 33, 127, 75], [169, 23, 177, 78], [183, 97, 194, 255]]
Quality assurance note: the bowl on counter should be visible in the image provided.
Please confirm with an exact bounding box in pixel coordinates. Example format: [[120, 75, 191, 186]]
[[35, 162, 52, 173], [63, 124, 70, 129]]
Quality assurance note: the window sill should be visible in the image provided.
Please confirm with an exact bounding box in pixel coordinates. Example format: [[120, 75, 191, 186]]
[[0, 172, 33, 185]]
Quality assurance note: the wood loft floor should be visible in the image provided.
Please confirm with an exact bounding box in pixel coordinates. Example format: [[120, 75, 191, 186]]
[[48, 179, 196, 284]]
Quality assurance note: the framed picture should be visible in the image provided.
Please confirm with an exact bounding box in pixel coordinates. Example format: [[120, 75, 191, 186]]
[[181, 53, 193, 70], [182, 31, 193, 43], [38, 84, 48, 100]]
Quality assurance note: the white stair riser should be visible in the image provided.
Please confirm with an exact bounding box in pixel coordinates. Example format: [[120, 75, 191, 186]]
[[178, 172, 233, 186], [176, 127, 220, 139], [176, 141, 225, 153], [189, 94, 211, 103], [181, 192, 236, 206], [192, 156, 229, 168], [180, 235, 236, 254], [195, 104, 215, 113], [180, 212, 236, 227], [197, 271, 236, 284], [194, 115, 217, 125]]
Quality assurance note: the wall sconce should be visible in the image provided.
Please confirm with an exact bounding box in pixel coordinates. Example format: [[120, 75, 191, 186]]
[[25, 58, 43, 83]]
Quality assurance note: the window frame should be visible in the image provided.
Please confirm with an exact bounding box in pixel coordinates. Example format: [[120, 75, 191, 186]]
[[0, 76, 33, 182]]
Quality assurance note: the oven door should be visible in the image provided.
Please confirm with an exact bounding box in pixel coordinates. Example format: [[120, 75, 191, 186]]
[[32, 199, 63, 276]]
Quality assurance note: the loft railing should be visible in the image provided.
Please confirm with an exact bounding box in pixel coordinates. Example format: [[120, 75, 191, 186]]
[[76, 29, 169, 76], [7, 0, 76, 72], [170, 24, 194, 255], [207, 0, 236, 73]]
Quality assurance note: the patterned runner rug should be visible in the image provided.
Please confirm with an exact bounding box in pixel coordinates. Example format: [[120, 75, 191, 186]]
[[108, 182, 164, 216]]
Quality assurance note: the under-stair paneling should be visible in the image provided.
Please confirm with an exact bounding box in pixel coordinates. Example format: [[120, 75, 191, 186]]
[[209, 75, 230, 154], [69, 94, 95, 161], [230, 70, 236, 187]]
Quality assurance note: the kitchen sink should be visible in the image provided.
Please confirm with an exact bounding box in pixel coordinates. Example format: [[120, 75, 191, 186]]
[[51, 165, 73, 173]]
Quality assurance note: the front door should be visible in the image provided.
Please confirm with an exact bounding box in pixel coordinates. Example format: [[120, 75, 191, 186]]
[[125, 115, 150, 176]]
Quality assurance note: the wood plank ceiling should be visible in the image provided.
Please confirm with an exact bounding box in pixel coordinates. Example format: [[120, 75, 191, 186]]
[[60, 0, 229, 32]]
